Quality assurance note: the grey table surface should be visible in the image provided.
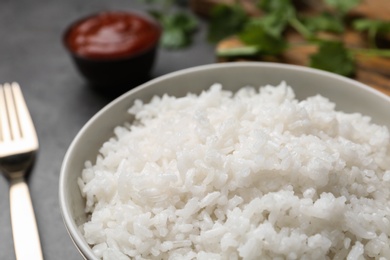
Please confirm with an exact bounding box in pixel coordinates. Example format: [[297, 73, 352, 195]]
[[0, 0, 214, 259]]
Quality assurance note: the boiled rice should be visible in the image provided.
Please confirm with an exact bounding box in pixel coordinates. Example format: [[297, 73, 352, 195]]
[[78, 82, 390, 260]]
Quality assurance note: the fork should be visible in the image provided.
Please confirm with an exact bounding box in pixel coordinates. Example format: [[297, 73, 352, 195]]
[[0, 83, 43, 260]]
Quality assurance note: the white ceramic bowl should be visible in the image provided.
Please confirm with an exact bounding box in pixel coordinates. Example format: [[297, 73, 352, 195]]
[[59, 62, 390, 259]]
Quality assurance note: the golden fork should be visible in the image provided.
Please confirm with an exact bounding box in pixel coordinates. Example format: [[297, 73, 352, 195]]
[[0, 83, 43, 260]]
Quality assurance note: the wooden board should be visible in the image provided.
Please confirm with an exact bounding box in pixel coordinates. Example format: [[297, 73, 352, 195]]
[[190, 0, 390, 96]]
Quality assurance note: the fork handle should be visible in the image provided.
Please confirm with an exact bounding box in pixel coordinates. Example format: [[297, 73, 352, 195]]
[[10, 178, 44, 260]]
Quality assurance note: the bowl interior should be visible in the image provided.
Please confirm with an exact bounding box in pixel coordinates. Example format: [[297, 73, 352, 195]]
[[59, 62, 390, 259]]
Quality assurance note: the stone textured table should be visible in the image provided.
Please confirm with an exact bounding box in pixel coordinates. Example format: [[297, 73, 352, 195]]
[[0, 0, 214, 259]]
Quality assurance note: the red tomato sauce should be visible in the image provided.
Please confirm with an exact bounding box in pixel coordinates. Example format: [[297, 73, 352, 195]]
[[65, 11, 161, 59]]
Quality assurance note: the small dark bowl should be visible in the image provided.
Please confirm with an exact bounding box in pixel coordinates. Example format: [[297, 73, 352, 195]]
[[63, 10, 162, 94]]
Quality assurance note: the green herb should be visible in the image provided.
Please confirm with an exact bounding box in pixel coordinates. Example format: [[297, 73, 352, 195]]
[[207, 4, 248, 43], [142, 0, 198, 49], [323, 0, 361, 15], [217, 45, 260, 57], [301, 13, 344, 34], [257, 0, 293, 14], [155, 12, 198, 49], [258, 0, 312, 38], [353, 19, 390, 48], [353, 19, 390, 33], [310, 41, 355, 76], [239, 21, 287, 55], [254, 10, 290, 38], [204, 0, 390, 77]]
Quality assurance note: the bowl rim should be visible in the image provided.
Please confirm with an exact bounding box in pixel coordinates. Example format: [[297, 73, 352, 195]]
[[62, 9, 162, 62], [59, 61, 390, 259]]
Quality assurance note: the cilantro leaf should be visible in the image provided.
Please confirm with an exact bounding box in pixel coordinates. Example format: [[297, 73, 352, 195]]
[[154, 12, 198, 49], [258, 0, 294, 14], [258, 0, 296, 26], [353, 19, 390, 34], [239, 21, 287, 55], [310, 41, 355, 76], [169, 12, 198, 32], [353, 19, 390, 48], [244, 16, 286, 38], [217, 45, 260, 58], [255, 7, 292, 38], [207, 4, 248, 43], [161, 28, 188, 49], [258, 0, 312, 39], [301, 12, 344, 34], [324, 0, 361, 14]]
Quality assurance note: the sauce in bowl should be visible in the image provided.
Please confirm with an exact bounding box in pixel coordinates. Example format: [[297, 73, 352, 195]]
[[65, 11, 161, 60]]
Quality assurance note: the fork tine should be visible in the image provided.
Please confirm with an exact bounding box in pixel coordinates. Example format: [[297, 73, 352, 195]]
[[11, 82, 38, 147], [4, 83, 22, 141], [0, 84, 12, 141]]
